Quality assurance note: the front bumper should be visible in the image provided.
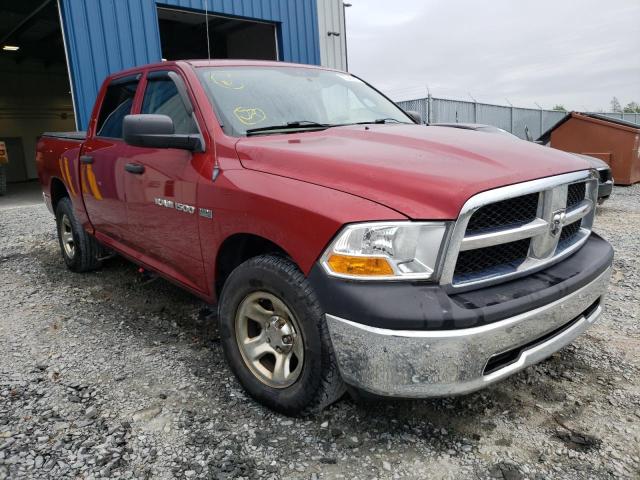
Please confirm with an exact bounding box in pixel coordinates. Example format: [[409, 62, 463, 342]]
[[325, 264, 611, 398]]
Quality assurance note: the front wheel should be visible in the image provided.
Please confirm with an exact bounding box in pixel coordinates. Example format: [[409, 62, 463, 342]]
[[218, 255, 345, 415]]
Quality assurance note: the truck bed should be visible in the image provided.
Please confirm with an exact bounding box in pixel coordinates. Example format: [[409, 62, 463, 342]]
[[36, 133, 86, 220], [41, 131, 86, 141]]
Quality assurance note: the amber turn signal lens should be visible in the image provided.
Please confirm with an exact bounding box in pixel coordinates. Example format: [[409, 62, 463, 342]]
[[327, 254, 394, 276]]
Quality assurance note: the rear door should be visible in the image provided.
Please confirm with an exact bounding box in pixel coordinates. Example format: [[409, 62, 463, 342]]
[[81, 75, 141, 241], [123, 69, 206, 291]]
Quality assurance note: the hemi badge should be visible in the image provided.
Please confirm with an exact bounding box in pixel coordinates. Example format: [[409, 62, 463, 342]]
[[199, 208, 213, 219]]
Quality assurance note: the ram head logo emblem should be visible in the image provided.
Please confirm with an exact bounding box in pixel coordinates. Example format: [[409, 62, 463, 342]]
[[550, 208, 567, 236]]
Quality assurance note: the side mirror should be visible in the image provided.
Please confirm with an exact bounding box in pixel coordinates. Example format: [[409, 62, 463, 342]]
[[406, 110, 423, 124], [123, 114, 203, 151]]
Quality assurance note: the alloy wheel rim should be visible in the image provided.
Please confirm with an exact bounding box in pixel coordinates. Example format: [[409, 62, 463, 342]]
[[61, 214, 75, 258], [235, 291, 304, 388]]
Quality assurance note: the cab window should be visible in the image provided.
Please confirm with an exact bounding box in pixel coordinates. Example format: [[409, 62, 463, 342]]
[[96, 79, 139, 138], [141, 75, 198, 135]]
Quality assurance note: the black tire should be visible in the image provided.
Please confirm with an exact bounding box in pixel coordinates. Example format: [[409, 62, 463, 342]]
[[218, 255, 345, 415], [55, 197, 102, 272]]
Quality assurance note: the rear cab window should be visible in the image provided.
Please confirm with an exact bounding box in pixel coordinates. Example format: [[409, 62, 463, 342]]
[[95, 76, 140, 138]]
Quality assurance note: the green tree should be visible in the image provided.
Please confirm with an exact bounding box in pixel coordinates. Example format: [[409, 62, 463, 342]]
[[623, 101, 640, 113], [552, 105, 567, 112], [610, 96, 622, 112]]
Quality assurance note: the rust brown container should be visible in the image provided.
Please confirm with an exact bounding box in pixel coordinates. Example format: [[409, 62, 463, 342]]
[[546, 113, 640, 185]]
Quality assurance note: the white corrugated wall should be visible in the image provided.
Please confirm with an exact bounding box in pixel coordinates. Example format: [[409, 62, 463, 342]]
[[316, 0, 347, 70]]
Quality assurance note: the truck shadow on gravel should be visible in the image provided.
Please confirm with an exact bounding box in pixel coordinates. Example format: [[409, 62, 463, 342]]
[[38, 243, 607, 397], [31, 245, 613, 465], [37, 247, 211, 330]]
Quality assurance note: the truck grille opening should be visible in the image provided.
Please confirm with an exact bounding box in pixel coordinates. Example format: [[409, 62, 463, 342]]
[[482, 298, 600, 375], [566, 182, 586, 209], [454, 238, 530, 283], [558, 220, 582, 249], [466, 193, 539, 234], [446, 173, 598, 288]]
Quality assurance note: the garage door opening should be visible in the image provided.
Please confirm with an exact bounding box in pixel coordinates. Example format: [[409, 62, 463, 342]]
[[158, 7, 278, 62], [0, 0, 74, 186]]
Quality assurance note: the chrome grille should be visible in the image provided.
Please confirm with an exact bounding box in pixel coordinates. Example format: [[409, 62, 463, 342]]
[[558, 220, 582, 249], [567, 182, 586, 209], [454, 238, 530, 283], [440, 170, 599, 289], [466, 193, 539, 233]]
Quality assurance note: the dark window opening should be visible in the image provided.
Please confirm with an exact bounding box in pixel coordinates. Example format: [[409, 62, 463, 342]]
[[157, 7, 278, 62], [0, 0, 74, 183], [96, 81, 139, 138], [141, 76, 198, 134]]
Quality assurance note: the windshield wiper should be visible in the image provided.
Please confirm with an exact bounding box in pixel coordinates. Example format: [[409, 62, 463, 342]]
[[245, 118, 409, 136], [245, 121, 333, 136], [354, 118, 410, 125]]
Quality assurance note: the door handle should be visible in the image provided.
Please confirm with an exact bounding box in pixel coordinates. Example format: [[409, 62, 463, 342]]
[[80, 155, 94, 164], [125, 163, 145, 174]]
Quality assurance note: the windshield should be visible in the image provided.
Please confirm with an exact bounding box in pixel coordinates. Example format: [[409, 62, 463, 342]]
[[196, 66, 413, 136]]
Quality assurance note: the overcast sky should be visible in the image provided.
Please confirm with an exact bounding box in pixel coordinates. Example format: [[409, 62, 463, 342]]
[[345, 0, 640, 111]]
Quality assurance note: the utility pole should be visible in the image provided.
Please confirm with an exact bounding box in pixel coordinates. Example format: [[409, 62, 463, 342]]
[[534, 102, 544, 137], [505, 98, 514, 134], [468, 92, 478, 123], [342, 3, 351, 71], [426, 84, 432, 124]]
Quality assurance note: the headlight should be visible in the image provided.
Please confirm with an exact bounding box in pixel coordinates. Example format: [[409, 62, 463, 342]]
[[320, 222, 449, 280]]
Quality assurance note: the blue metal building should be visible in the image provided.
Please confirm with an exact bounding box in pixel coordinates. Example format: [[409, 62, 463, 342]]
[[57, 0, 347, 129]]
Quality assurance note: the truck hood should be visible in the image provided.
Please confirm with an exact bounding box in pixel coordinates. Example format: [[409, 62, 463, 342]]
[[235, 124, 590, 219]]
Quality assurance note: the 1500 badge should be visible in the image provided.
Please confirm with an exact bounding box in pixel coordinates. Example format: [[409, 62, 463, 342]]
[[154, 198, 200, 216], [176, 202, 195, 214], [153, 198, 213, 218]]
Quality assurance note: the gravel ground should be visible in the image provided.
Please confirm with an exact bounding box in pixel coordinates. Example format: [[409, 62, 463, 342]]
[[0, 185, 638, 480]]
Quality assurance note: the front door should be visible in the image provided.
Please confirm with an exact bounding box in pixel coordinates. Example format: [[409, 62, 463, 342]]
[[124, 70, 206, 291], [81, 75, 140, 242]]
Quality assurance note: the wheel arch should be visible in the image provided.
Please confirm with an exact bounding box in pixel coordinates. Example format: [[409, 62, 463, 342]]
[[50, 176, 69, 211], [202, 169, 408, 302], [214, 232, 292, 297]]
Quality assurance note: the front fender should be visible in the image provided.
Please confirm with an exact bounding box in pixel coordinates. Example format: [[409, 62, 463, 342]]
[[197, 169, 406, 300]]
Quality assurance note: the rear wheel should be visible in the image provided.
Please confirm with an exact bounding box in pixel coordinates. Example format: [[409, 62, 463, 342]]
[[218, 255, 345, 415], [55, 197, 102, 272]]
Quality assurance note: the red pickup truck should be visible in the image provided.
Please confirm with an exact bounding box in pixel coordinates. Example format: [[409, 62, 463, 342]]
[[37, 60, 613, 415]]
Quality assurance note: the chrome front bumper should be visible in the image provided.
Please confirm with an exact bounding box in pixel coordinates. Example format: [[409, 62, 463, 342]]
[[326, 266, 611, 398]]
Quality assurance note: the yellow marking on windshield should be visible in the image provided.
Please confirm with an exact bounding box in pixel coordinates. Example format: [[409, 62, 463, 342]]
[[233, 107, 267, 126], [210, 72, 245, 90]]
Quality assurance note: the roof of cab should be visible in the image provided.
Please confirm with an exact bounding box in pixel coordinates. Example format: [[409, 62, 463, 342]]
[[184, 59, 342, 71], [106, 59, 345, 81]]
